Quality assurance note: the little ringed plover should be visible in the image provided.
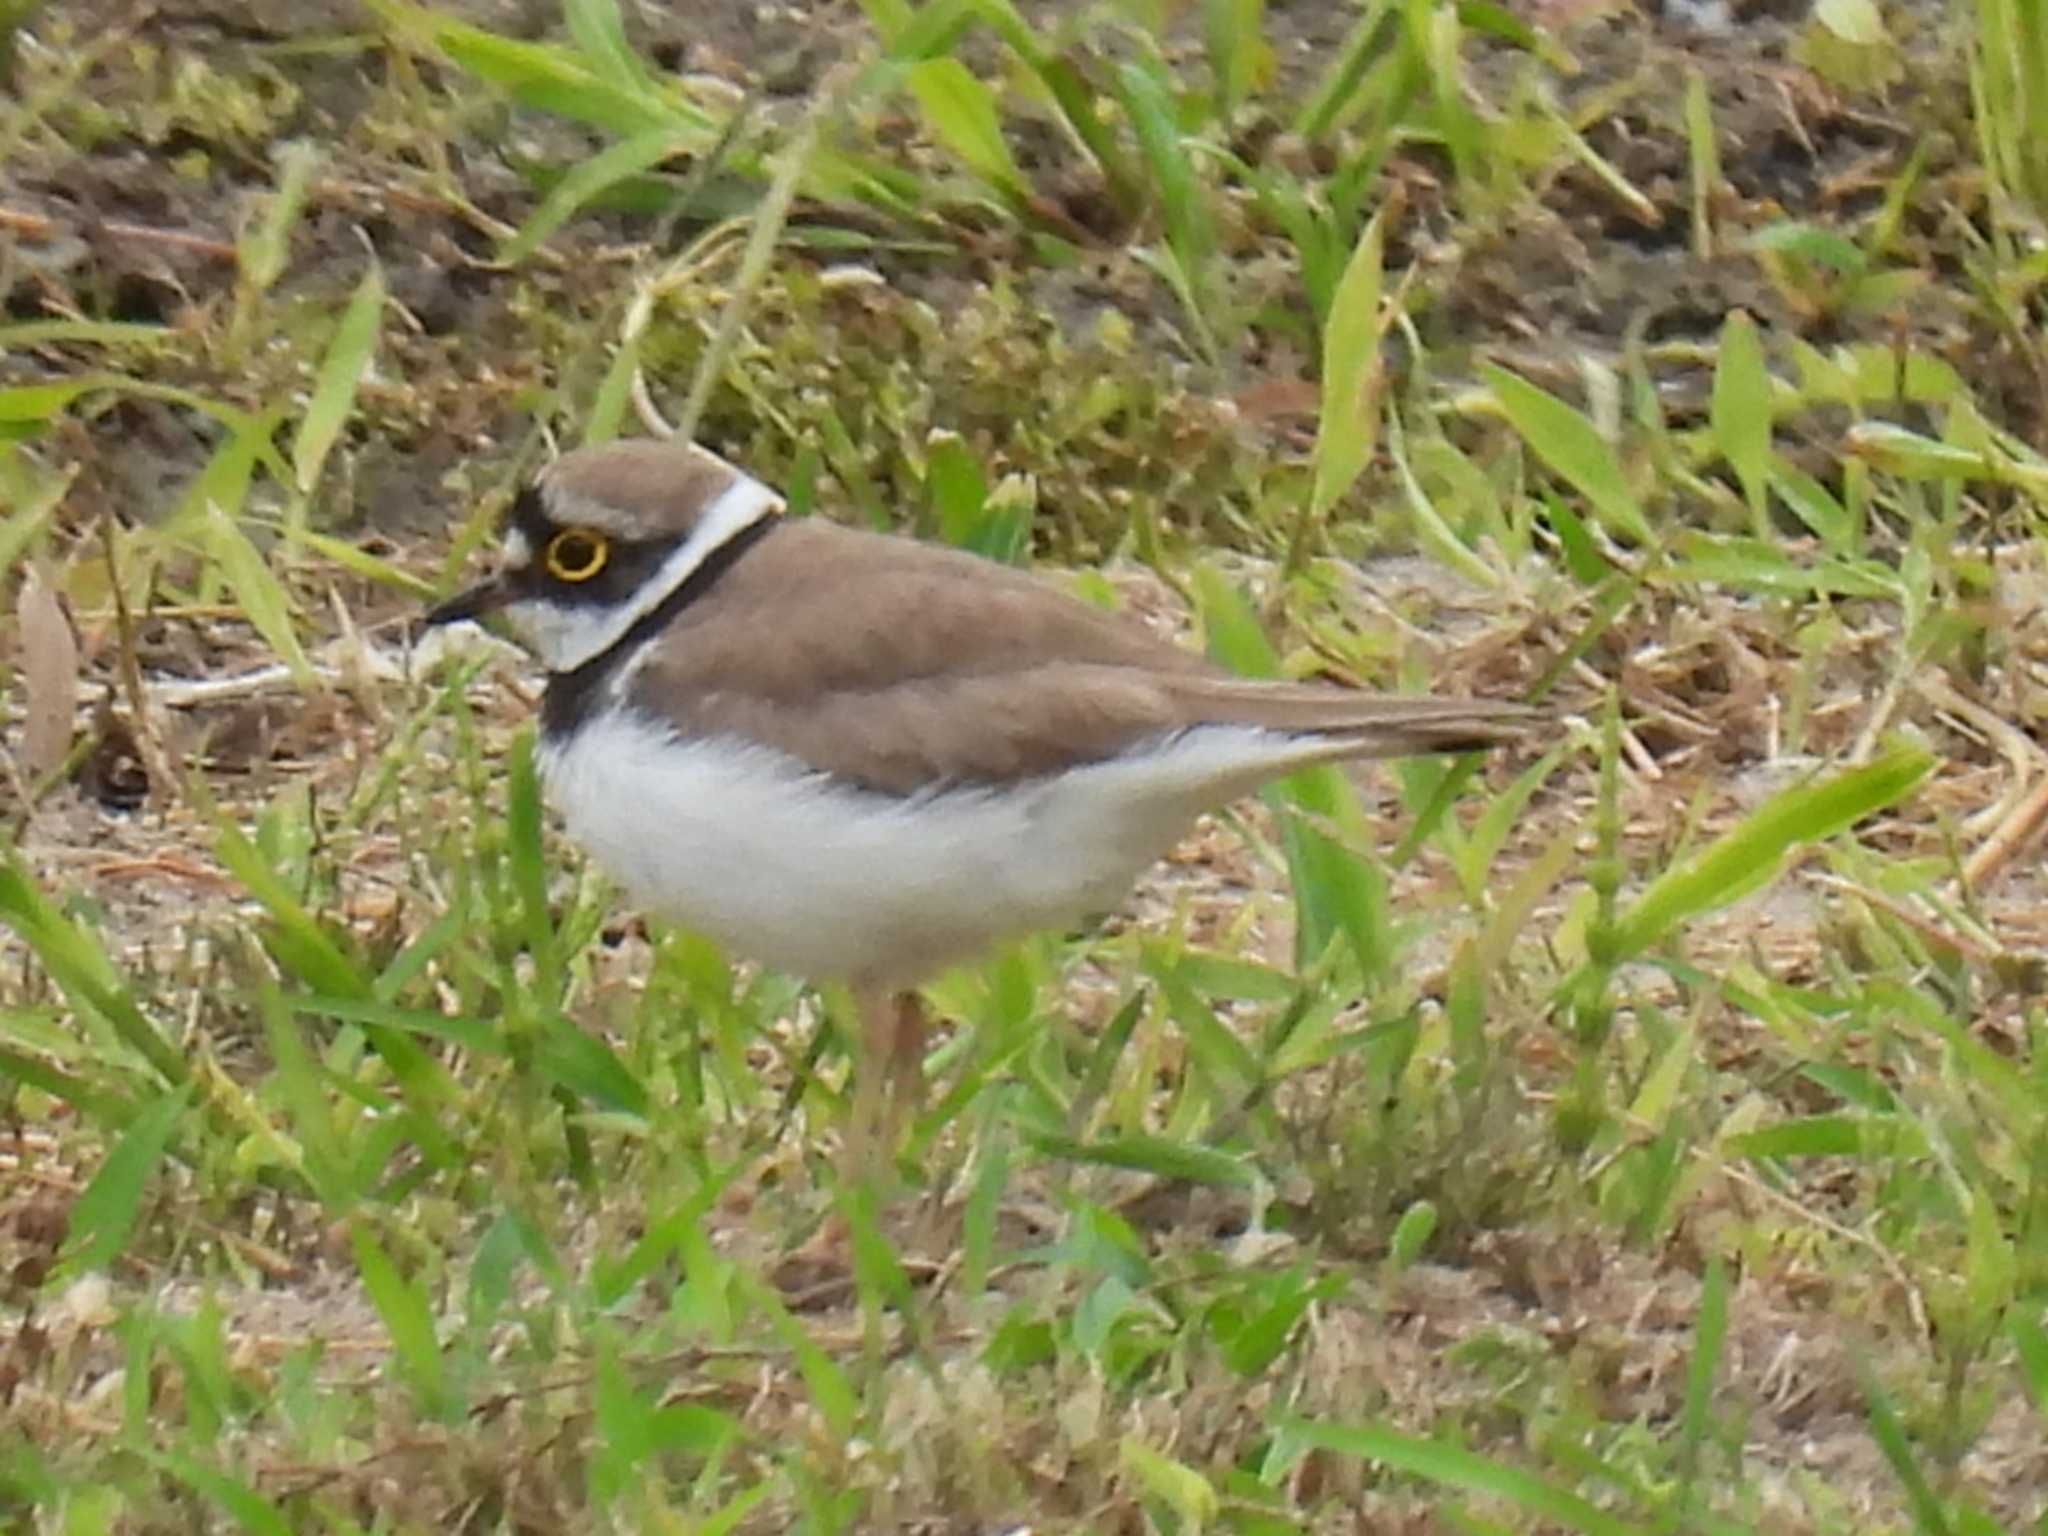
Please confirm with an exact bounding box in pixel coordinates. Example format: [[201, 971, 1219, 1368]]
[[428, 437, 1535, 1156]]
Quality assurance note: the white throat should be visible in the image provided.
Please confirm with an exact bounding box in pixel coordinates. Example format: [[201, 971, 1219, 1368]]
[[508, 473, 782, 673]]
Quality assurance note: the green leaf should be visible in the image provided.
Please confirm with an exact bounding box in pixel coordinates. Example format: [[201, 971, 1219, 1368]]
[[499, 128, 695, 263], [971, 0, 1140, 212], [1311, 209, 1386, 523], [563, 0, 652, 93], [372, 0, 699, 138], [1543, 491, 1610, 584], [735, 1272, 858, 1438], [1485, 364, 1652, 546], [3, 323, 166, 360], [585, 331, 640, 447], [1677, 1255, 1729, 1504], [1861, 1371, 1954, 1536], [2010, 1308, 2048, 1414], [1029, 1133, 1256, 1187], [1391, 421, 1502, 588], [152, 1452, 293, 1536], [1217, 1272, 1324, 1376], [961, 1096, 1011, 1295], [189, 436, 314, 685], [1747, 220, 1868, 274], [1844, 422, 2040, 487], [1814, 0, 1888, 45], [239, 141, 319, 295], [926, 430, 990, 546], [1204, 0, 1271, 117], [292, 261, 384, 496], [1295, 0, 1400, 140], [907, 57, 1025, 196], [1386, 1200, 1438, 1270], [0, 1045, 136, 1128], [212, 820, 368, 1000], [1728, 1112, 1922, 1161], [1769, 463, 1855, 551], [1193, 562, 1281, 677], [535, 1019, 648, 1114], [1277, 1418, 1645, 1536], [1613, 747, 1934, 957], [60, 1088, 191, 1274], [1710, 310, 1771, 527], [352, 1225, 451, 1419], [0, 859, 186, 1088], [1673, 532, 1898, 599], [1118, 58, 1217, 360], [0, 379, 105, 422], [1120, 1439, 1220, 1528]]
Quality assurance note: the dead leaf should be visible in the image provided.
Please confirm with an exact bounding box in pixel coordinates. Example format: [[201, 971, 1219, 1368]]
[[18, 562, 79, 782]]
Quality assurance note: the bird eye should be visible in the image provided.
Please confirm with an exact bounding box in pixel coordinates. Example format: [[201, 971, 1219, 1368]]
[[544, 528, 609, 582]]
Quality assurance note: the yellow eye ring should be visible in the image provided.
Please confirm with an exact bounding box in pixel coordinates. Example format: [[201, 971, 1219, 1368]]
[[544, 527, 609, 582]]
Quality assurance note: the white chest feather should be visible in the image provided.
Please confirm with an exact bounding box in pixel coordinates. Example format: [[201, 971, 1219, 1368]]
[[537, 708, 1324, 986]]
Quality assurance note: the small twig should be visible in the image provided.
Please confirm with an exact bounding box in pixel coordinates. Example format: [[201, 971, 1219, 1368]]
[[99, 504, 179, 808], [1806, 872, 2002, 965], [1914, 670, 2043, 839], [1964, 772, 2048, 892], [0, 204, 238, 262], [1570, 658, 1662, 779], [1720, 1155, 1931, 1342]]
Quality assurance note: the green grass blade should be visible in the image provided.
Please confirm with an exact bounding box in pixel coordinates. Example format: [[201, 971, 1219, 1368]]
[[151, 1452, 293, 1536], [734, 1271, 859, 1440], [1860, 1370, 1954, 1536], [1295, 0, 1397, 140], [1484, 364, 1653, 547], [505, 729, 562, 998], [1277, 1418, 1647, 1536], [291, 261, 385, 497], [1306, 208, 1386, 547], [1117, 57, 1218, 359], [352, 1224, 453, 1420], [2009, 1308, 2048, 1413], [972, 0, 1142, 213], [237, 140, 318, 297], [0, 1045, 137, 1127], [59, 1087, 191, 1276], [1029, 1133, 1256, 1187], [1676, 1255, 1730, 1503], [500, 127, 697, 263], [371, 0, 696, 137], [1709, 310, 1772, 534], [1204, 0, 1270, 119], [562, 0, 653, 95], [1613, 746, 1934, 958], [0, 859, 187, 1088], [212, 819, 370, 1000], [189, 434, 314, 686], [1119, 1439, 1221, 1529], [907, 57, 1026, 198]]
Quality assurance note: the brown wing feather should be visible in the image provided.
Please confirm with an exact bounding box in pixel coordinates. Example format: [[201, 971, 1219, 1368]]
[[627, 518, 1533, 794]]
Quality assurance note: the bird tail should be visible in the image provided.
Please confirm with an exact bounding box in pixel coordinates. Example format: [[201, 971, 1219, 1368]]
[[1162, 678, 1540, 758]]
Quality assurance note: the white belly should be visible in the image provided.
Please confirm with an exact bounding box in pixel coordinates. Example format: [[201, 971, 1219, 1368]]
[[537, 709, 1323, 986]]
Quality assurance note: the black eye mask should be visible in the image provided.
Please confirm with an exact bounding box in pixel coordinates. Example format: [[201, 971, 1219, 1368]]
[[504, 485, 681, 612]]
